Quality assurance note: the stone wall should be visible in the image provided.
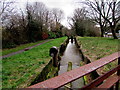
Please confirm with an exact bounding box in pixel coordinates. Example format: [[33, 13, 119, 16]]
[[76, 37, 99, 85], [30, 37, 69, 86]]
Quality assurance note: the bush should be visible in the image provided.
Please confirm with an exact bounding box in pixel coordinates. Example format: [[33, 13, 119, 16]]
[[27, 20, 42, 42], [56, 31, 63, 38], [42, 32, 48, 40], [2, 40, 16, 49], [48, 32, 56, 39]]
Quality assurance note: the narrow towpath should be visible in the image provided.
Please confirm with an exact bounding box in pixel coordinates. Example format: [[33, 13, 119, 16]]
[[58, 39, 84, 88], [2, 39, 52, 58]]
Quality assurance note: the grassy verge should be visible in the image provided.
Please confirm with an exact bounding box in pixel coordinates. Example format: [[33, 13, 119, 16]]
[[2, 37, 67, 88], [2, 40, 48, 56], [77, 37, 119, 74]]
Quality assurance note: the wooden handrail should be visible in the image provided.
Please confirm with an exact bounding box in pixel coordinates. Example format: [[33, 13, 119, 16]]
[[82, 65, 120, 89], [97, 75, 120, 88], [27, 51, 120, 89]]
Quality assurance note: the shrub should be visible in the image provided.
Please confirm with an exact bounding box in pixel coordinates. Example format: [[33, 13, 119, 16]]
[[42, 32, 48, 40], [2, 40, 16, 49], [48, 32, 56, 39], [56, 31, 63, 38]]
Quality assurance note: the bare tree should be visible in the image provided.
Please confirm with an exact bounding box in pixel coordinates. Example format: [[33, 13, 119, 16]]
[[52, 8, 64, 23], [84, 0, 120, 39], [26, 2, 49, 32], [104, 0, 120, 39], [69, 8, 98, 36], [0, 0, 15, 17], [2, 1, 66, 48], [51, 8, 64, 31], [84, 1, 108, 37], [0, 0, 16, 35]]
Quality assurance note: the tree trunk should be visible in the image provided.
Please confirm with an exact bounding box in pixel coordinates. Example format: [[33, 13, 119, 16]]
[[100, 25, 104, 37], [111, 29, 118, 39], [101, 29, 104, 37], [110, 26, 118, 39]]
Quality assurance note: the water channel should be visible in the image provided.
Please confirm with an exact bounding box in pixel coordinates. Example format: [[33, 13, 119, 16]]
[[58, 39, 85, 88]]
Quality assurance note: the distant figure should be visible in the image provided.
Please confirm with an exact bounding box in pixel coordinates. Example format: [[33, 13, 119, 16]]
[[119, 30, 120, 37], [67, 36, 70, 40], [71, 36, 73, 43], [105, 32, 107, 37]]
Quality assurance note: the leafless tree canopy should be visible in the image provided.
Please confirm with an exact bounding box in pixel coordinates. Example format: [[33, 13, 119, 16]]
[[83, 0, 120, 39], [68, 7, 100, 37], [0, 0, 15, 17], [52, 8, 64, 23], [2, 1, 66, 48]]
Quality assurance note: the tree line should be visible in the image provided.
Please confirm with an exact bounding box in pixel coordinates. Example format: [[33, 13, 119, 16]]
[[69, 0, 120, 38], [1, 0, 120, 49], [1, 1, 68, 49]]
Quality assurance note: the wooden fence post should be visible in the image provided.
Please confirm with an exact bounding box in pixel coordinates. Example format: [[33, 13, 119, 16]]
[[117, 57, 120, 75], [116, 57, 120, 90]]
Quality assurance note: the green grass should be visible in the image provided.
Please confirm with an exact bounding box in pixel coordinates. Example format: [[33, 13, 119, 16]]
[[77, 37, 119, 74], [78, 37, 119, 60], [2, 40, 48, 56], [2, 37, 67, 88]]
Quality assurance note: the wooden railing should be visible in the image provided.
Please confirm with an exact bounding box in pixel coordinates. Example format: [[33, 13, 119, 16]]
[[27, 51, 120, 89]]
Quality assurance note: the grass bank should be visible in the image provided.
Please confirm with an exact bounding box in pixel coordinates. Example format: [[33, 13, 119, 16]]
[[2, 37, 67, 88], [77, 37, 119, 74], [2, 40, 48, 56]]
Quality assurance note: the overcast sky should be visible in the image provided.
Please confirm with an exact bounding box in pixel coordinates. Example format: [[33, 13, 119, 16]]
[[15, 0, 86, 28]]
